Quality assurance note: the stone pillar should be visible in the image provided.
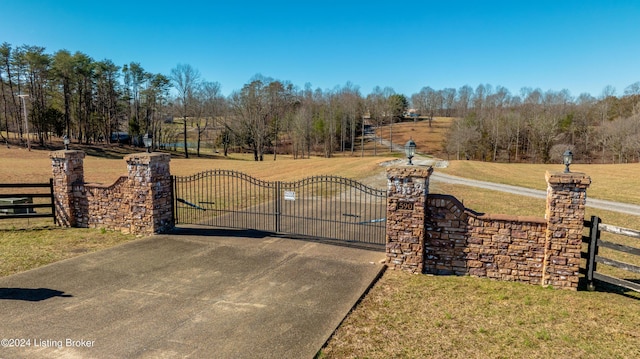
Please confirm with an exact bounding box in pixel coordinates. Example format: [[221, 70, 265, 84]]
[[385, 166, 433, 273], [543, 171, 591, 290], [50, 150, 86, 227], [125, 153, 173, 235]]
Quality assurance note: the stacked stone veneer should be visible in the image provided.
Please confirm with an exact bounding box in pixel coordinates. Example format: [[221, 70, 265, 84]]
[[385, 166, 432, 273], [543, 171, 591, 289], [50, 150, 173, 235], [425, 195, 548, 285], [386, 166, 591, 290]]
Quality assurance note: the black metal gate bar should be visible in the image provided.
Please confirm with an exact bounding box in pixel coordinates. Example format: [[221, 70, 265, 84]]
[[275, 181, 281, 233], [173, 170, 387, 245]]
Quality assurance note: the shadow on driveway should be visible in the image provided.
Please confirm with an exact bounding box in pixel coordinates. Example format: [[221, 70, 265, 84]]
[[0, 288, 73, 301]]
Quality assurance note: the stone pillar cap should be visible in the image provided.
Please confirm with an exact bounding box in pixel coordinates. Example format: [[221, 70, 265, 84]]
[[50, 150, 86, 159], [545, 170, 591, 185], [125, 152, 171, 163], [386, 165, 433, 178]]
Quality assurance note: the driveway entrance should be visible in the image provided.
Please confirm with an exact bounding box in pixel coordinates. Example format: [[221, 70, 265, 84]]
[[0, 228, 385, 358]]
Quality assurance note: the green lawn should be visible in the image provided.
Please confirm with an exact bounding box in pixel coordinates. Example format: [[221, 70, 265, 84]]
[[0, 224, 135, 277]]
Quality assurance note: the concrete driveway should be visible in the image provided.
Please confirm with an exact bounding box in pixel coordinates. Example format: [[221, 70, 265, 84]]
[[0, 227, 385, 358]]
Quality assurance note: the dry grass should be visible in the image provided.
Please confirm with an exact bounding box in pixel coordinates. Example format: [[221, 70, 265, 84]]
[[431, 181, 546, 217], [431, 180, 640, 228], [376, 117, 454, 157], [171, 154, 394, 182], [436, 161, 640, 205], [319, 270, 640, 359], [0, 146, 395, 185]]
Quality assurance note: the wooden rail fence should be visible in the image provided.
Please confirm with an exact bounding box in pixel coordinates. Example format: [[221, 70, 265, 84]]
[[0, 179, 56, 223], [583, 216, 640, 293]]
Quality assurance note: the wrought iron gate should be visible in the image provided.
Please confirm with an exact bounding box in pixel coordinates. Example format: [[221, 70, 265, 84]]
[[172, 170, 387, 246]]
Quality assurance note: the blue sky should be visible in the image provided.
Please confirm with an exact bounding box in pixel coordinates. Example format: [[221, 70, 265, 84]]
[[2, 0, 639, 98]]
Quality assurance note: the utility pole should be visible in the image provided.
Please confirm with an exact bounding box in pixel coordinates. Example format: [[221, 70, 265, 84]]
[[18, 94, 30, 151], [361, 116, 365, 157]]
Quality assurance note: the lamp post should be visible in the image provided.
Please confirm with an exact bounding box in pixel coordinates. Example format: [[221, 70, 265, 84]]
[[404, 139, 416, 165], [18, 94, 30, 151], [563, 149, 573, 173], [63, 135, 70, 150], [143, 132, 153, 153]]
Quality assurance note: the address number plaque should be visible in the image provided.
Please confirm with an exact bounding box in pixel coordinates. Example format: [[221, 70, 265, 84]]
[[396, 200, 415, 211]]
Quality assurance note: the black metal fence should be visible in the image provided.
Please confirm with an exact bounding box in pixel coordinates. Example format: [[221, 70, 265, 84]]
[[173, 170, 387, 246], [583, 216, 640, 293], [0, 179, 56, 223]]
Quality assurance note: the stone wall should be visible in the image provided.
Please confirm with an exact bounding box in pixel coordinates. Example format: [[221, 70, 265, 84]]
[[386, 166, 591, 290], [51, 150, 173, 235], [425, 194, 547, 285]]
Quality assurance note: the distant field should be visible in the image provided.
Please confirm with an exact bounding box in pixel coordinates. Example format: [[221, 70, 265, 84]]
[[0, 146, 396, 185], [376, 117, 453, 157]]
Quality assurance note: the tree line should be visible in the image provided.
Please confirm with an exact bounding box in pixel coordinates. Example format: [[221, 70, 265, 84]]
[[0, 42, 410, 160], [0, 43, 173, 149], [413, 84, 640, 163], [1, 42, 639, 163]]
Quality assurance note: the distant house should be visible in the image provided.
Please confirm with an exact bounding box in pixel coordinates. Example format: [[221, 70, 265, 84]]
[[363, 124, 374, 135], [110, 132, 131, 144], [406, 108, 420, 117]]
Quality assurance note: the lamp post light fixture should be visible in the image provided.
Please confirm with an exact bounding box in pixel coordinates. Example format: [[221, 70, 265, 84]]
[[18, 94, 30, 151], [404, 139, 416, 165], [63, 135, 70, 150], [563, 149, 573, 173], [143, 132, 153, 153]]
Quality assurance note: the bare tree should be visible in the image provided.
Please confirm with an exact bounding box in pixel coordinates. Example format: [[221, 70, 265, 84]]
[[597, 85, 616, 162], [94, 60, 122, 143], [455, 85, 473, 118], [412, 86, 439, 127], [441, 88, 456, 117], [624, 81, 640, 96], [228, 76, 294, 161], [445, 118, 481, 160], [193, 81, 222, 156], [170, 64, 201, 158], [338, 83, 363, 155], [366, 87, 388, 154], [143, 73, 171, 149], [599, 111, 640, 163]]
